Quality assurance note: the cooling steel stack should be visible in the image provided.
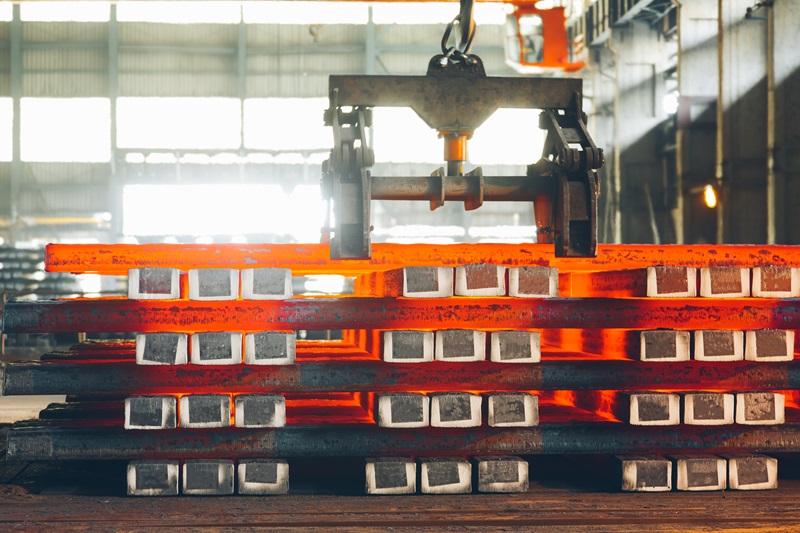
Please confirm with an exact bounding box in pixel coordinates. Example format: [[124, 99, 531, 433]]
[[2, 243, 799, 495]]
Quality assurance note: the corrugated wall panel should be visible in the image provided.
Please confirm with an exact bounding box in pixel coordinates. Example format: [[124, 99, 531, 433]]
[[19, 186, 108, 214], [0, 73, 10, 97], [23, 72, 107, 97], [246, 73, 328, 98], [23, 48, 107, 71], [0, 163, 10, 213], [247, 53, 363, 76], [375, 51, 442, 75], [119, 51, 234, 73], [377, 23, 506, 46], [378, 24, 446, 46], [248, 24, 364, 48], [25, 162, 110, 186], [119, 72, 236, 97], [119, 22, 236, 47], [23, 21, 107, 43]]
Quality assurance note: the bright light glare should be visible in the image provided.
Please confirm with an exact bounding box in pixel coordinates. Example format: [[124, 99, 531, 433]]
[[244, 98, 329, 151], [703, 184, 717, 209], [243, 2, 367, 24], [468, 225, 537, 239], [21, 98, 110, 162], [0, 3, 11, 22], [663, 92, 679, 115], [117, 2, 241, 24], [372, 108, 544, 165], [21, 2, 110, 22], [59, 237, 100, 245], [374, 225, 466, 239], [77, 274, 103, 296], [470, 109, 544, 165], [386, 237, 457, 245], [372, 3, 505, 25], [303, 275, 347, 294], [373, 108, 440, 163], [123, 184, 325, 241], [117, 98, 241, 150]]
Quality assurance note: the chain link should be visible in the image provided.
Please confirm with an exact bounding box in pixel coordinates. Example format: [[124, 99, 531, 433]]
[[440, 14, 476, 65]]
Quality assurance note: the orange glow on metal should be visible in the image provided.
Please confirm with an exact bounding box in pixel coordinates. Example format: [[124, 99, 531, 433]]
[[10, 243, 800, 452], [441, 131, 471, 166], [45, 243, 800, 275]]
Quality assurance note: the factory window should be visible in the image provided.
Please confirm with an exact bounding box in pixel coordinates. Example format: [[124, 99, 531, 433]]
[[21, 98, 110, 163], [117, 98, 241, 150], [0, 98, 12, 162], [117, 1, 242, 24], [123, 184, 325, 242], [21, 2, 110, 22], [0, 3, 11, 22], [243, 2, 368, 25], [244, 98, 330, 152]]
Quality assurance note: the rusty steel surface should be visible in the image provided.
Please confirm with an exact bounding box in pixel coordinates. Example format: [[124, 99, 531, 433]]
[[3, 297, 799, 333], [369, 175, 554, 202], [8, 423, 800, 461], [329, 75, 582, 131], [43, 243, 800, 275], [4, 360, 800, 396]]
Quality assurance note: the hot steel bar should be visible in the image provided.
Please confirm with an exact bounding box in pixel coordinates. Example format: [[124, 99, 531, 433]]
[[44, 244, 800, 276], [4, 297, 799, 334], [359, 268, 664, 299], [5, 360, 800, 396], [9, 423, 800, 460], [370, 176, 553, 202]]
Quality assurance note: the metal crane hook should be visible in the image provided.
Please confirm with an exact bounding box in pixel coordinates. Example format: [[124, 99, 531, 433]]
[[440, 0, 476, 62]]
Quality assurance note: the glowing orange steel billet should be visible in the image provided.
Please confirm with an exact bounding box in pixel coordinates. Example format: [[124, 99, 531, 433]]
[[44, 243, 800, 275], [4, 297, 799, 334]]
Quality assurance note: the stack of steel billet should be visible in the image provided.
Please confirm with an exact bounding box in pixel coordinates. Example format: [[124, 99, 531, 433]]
[[2, 244, 800, 495], [129, 265, 295, 496]]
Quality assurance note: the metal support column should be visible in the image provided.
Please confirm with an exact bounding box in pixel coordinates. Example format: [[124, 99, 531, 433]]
[[771, 0, 800, 244], [365, 7, 377, 76], [108, 4, 122, 240], [237, 13, 246, 140], [717, 0, 768, 244], [10, 5, 22, 243]]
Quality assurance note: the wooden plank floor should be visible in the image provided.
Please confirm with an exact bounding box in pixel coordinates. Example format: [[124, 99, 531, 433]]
[[4, 428, 800, 531], [3, 477, 800, 532]]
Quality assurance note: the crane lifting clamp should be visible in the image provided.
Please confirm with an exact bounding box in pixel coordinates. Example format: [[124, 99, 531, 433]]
[[322, 8, 602, 260]]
